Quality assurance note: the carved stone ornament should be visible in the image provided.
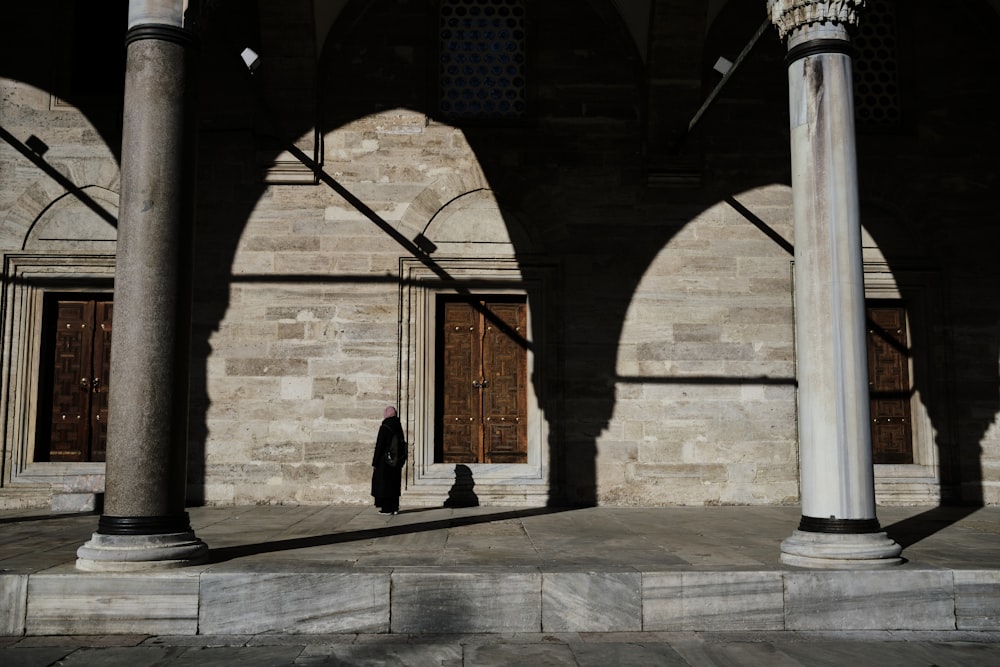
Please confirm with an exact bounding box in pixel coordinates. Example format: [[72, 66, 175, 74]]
[[767, 0, 866, 40]]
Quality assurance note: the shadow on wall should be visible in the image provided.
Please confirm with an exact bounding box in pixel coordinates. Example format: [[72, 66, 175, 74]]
[[3, 0, 991, 515], [0, 0, 1000, 520], [182, 0, 998, 513], [849, 0, 1000, 511], [184, 0, 678, 508]]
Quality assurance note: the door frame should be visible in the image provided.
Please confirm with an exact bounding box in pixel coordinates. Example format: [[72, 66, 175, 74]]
[[400, 257, 557, 504], [863, 259, 948, 503], [0, 254, 114, 488]]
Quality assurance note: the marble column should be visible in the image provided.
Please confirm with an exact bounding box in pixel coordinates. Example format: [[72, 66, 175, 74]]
[[77, 0, 207, 571], [768, 0, 901, 568]]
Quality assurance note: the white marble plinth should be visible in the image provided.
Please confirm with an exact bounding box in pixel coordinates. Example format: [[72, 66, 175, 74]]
[[784, 569, 955, 630], [51, 493, 99, 513], [0, 574, 28, 636], [542, 571, 641, 632], [643, 571, 785, 631], [76, 531, 208, 571], [391, 571, 541, 633], [26, 571, 200, 635], [955, 570, 1000, 631], [780, 530, 902, 568], [199, 569, 389, 634]]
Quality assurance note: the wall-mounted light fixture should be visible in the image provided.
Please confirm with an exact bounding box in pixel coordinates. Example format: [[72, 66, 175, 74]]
[[241, 47, 261, 73]]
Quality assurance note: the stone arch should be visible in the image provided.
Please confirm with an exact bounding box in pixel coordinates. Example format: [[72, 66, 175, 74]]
[[2, 170, 119, 251], [397, 171, 537, 257], [397, 170, 493, 241], [22, 186, 118, 251]]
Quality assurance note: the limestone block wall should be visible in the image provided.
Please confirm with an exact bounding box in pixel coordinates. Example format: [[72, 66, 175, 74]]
[[190, 98, 804, 507], [3, 0, 1000, 510], [191, 113, 495, 506], [605, 187, 798, 506]]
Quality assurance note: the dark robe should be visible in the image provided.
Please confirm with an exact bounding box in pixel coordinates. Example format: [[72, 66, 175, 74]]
[[371, 415, 406, 512]]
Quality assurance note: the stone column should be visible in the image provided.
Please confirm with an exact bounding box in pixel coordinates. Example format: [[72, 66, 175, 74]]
[[768, 0, 901, 567], [77, 0, 207, 571]]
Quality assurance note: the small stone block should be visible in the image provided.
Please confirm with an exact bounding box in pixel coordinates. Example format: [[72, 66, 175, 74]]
[[0, 574, 28, 636], [50, 493, 97, 513], [643, 571, 784, 631], [784, 569, 955, 631], [955, 570, 1000, 631], [391, 571, 541, 633], [542, 571, 641, 632], [199, 571, 389, 634], [26, 572, 200, 635]]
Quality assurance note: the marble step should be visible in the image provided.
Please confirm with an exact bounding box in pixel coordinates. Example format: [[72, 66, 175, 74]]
[[0, 488, 51, 511], [7, 567, 997, 636]]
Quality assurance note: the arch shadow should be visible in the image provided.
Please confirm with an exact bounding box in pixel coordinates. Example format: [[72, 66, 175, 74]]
[[182, 0, 1000, 516], [2, 0, 997, 530]]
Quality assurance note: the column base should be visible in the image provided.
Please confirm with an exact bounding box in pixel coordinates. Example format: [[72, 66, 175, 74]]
[[76, 531, 208, 572], [780, 529, 903, 569]]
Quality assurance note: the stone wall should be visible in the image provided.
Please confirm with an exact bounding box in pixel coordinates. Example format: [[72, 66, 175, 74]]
[[2, 0, 1000, 508]]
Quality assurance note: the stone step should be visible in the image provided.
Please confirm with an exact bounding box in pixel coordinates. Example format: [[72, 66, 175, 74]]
[[0, 488, 101, 512], [0, 487, 52, 511], [4, 566, 996, 636]]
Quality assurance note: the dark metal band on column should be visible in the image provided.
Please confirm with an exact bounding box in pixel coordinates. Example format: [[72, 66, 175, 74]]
[[798, 515, 882, 534], [125, 23, 196, 48], [785, 38, 855, 66], [98, 513, 195, 535]]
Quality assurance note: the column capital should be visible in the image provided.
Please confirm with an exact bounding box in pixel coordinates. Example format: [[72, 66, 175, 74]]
[[767, 0, 865, 41]]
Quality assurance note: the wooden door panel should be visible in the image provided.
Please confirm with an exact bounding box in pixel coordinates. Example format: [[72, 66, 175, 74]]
[[90, 301, 113, 462], [38, 296, 112, 463], [866, 304, 913, 464], [485, 422, 524, 463], [438, 297, 527, 465], [872, 414, 911, 460], [442, 420, 478, 463], [48, 301, 95, 462], [442, 301, 480, 462], [481, 302, 527, 463]]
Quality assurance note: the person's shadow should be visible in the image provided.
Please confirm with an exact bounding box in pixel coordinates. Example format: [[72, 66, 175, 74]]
[[443, 465, 479, 508]]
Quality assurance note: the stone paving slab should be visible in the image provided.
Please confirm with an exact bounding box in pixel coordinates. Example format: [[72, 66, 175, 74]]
[[2, 631, 1000, 666], [4, 504, 996, 571]]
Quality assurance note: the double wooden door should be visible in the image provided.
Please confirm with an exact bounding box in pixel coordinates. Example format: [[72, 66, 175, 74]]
[[36, 297, 112, 462], [437, 297, 527, 464], [866, 303, 913, 464]]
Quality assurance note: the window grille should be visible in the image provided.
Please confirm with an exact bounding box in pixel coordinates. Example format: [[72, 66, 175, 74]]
[[438, 0, 527, 120], [852, 0, 901, 128]]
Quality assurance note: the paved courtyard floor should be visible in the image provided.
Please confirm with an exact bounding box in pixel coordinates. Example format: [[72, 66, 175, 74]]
[[3, 630, 1000, 666], [3, 503, 997, 573]]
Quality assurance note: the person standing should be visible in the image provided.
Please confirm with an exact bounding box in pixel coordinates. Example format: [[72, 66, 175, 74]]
[[371, 405, 406, 514]]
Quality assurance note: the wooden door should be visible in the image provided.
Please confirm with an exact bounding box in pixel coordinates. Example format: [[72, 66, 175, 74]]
[[438, 297, 527, 464], [866, 303, 913, 464], [90, 301, 112, 461], [38, 297, 112, 462]]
